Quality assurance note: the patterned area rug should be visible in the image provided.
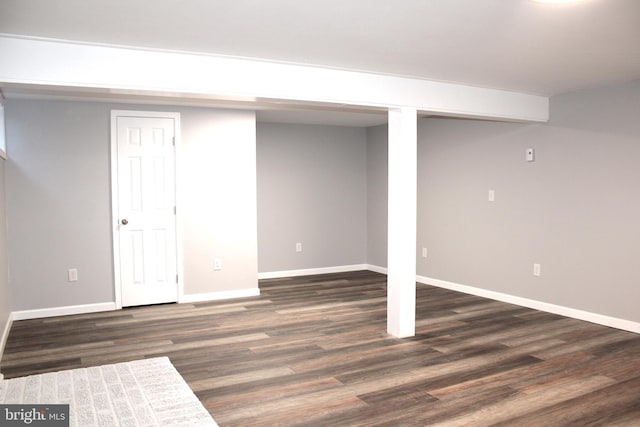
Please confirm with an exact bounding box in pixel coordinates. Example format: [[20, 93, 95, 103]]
[[0, 357, 217, 426]]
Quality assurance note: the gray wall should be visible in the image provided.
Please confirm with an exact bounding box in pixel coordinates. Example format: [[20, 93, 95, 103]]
[[257, 123, 367, 272], [4, 78, 639, 326], [7, 101, 115, 309], [366, 125, 388, 268], [0, 158, 11, 355], [416, 80, 640, 322], [6, 99, 257, 311]]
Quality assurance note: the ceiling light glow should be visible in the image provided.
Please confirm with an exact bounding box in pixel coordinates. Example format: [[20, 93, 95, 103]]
[[531, 0, 586, 3]]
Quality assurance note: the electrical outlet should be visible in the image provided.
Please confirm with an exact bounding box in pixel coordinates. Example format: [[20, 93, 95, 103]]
[[68, 268, 78, 282], [488, 189, 495, 202], [296, 242, 303, 253], [422, 247, 428, 258], [214, 258, 222, 271], [526, 148, 535, 162], [533, 263, 541, 277]]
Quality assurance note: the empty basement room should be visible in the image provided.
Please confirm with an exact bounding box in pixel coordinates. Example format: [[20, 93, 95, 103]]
[[1, 0, 640, 425]]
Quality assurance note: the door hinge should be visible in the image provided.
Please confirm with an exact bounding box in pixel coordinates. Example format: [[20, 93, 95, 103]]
[[176, 274, 179, 283], [172, 136, 176, 146], [174, 205, 177, 215]]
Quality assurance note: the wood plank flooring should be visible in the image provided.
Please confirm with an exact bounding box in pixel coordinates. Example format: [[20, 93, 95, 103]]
[[2, 271, 640, 425]]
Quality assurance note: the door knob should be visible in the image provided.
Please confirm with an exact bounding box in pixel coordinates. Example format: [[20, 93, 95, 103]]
[[121, 219, 129, 225]]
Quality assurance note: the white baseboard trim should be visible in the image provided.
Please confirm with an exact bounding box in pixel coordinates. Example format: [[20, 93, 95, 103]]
[[258, 264, 369, 280], [180, 287, 260, 304], [365, 264, 388, 275], [12, 302, 117, 321], [417, 275, 640, 334], [1, 311, 13, 373]]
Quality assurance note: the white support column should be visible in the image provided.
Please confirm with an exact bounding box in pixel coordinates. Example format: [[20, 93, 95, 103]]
[[387, 107, 417, 338]]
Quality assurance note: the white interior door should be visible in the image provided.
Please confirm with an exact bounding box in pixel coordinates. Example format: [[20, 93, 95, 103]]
[[113, 112, 179, 307]]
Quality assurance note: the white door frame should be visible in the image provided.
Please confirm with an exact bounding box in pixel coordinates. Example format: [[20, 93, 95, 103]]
[[110, 110, 184, 309]]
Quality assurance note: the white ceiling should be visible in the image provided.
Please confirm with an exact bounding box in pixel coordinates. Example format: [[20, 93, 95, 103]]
[[1, 0, 639, 125]]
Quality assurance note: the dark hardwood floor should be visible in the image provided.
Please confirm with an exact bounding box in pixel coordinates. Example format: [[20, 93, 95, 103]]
[[2, 271, 640, 426]]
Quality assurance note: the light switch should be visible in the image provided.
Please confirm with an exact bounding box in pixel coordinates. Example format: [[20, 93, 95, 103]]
[[533, 263, 541, 277]]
